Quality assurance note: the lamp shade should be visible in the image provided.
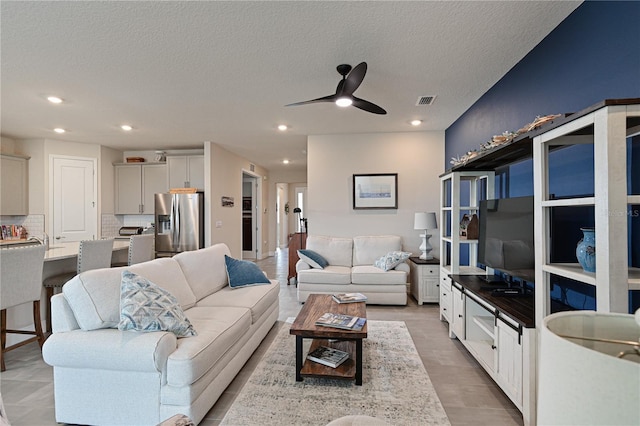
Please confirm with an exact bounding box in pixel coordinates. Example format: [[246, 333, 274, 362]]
[[414, 212, 437, 230]]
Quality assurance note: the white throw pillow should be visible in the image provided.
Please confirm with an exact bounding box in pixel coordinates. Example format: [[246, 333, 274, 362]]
[[118, 271, 197, 337], [374, 251, 411, 271]]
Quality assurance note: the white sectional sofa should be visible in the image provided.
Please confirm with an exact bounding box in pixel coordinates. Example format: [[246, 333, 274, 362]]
[[42, 243, 279, 426], [296, 235, 409, 305]]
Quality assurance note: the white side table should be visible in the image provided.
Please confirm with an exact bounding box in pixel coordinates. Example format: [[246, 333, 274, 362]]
[[408, 257, 440, 305]]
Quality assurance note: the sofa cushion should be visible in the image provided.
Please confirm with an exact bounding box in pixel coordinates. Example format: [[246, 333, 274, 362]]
[[196, 280, 279, 323], [174, 243, 231, 300], [352, 235, 402, 266], [351, 265, 408, 285], [224, 255, 271, 288], [306, 235, 353, 267], [297, 266, 352, 285], [166, 306, 251, 387], [118, 271, 197, 337], [63, 258, 196, 331], [374, 251, 411, 271], [297, 249, 329, 269]]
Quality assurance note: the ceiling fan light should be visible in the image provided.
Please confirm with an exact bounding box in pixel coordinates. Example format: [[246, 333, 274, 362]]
[[336, 97, 353, 107]]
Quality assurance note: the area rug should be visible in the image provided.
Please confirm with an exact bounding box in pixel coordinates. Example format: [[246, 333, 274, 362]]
[[220, 320, 450, 426]]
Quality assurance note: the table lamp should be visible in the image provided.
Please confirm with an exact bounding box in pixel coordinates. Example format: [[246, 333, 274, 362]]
[[414, 212, 437, 260]]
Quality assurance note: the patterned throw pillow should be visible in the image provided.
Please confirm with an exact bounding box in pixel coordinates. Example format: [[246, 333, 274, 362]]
[[297, 249, 329, 269], [374, 251, 411, 271], [225, 255, 271, 288], [118, 271, 197, 337]]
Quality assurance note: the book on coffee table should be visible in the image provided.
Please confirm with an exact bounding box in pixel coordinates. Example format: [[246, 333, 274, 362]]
[[316, 312, 367, 331], [332, 293, 368, 304], [306, 346, 349, 368]]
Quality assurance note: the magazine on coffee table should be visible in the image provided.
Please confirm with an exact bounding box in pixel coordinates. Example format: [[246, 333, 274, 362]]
[[316, 312, 367, 331], [332, 293, 368, 304], [306, 346, 349, 368]]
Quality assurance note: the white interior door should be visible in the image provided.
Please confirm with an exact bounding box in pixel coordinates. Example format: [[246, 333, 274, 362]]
[[52, 156, 97, 242]]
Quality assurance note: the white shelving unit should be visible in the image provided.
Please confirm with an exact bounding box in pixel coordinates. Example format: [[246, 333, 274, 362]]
[[532, 100, 640, 327], [439, 170, 495, 277]]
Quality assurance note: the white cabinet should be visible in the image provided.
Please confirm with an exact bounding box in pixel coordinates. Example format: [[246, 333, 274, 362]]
[[439, 273, 452, 322], [495, 315, 523, 406], [115, 163, 167, 214], [0, 154, 29, 216], [409, 257, 439, 304], [167, 155, 204, 191], [451, 284, 465, 340]]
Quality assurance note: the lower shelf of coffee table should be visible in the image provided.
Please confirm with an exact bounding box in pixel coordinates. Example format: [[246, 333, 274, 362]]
[[301, 338, 356, 380]]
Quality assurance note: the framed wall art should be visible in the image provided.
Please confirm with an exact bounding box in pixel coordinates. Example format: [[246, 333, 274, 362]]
[[353, 173, 398, 209]]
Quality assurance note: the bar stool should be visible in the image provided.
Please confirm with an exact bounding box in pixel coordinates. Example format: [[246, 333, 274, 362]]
[[112, 234, 155, 267], [43, 239, 114, 333], [1, 244, 46, 371]]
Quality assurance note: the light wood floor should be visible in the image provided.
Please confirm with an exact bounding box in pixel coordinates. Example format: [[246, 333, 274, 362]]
[[1, 249, 522, 425]]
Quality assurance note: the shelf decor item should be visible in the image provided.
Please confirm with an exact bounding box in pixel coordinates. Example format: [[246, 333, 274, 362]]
[[576, 227, 596, 273]]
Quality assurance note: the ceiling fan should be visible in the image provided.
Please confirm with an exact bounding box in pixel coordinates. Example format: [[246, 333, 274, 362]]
[[285, 62, 387, 115]]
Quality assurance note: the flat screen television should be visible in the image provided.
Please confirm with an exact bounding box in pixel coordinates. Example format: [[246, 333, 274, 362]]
[[478, 196, 535, 282]]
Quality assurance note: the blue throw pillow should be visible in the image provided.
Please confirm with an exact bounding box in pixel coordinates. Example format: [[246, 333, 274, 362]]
[[297, 249, 329, 269], [225, 255, 271, 288]]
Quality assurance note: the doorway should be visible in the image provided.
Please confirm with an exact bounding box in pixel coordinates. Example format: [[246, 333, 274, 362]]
[[276, 183, 288, 248], [242, 171, 262, 260], [50, 155, 98, 242]]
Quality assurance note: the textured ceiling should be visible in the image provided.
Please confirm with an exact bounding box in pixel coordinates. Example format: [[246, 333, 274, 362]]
[[1, 1, 581, 172]]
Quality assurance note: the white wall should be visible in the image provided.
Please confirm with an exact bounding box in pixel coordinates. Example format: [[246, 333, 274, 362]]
[[204, 142, 268, 258], [308, 131, 444, 255]]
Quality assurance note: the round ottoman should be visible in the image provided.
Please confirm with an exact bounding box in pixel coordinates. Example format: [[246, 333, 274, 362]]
[[326, 415, 389, 426]]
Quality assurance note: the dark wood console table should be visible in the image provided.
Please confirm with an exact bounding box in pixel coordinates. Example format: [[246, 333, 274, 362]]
[[287, 232, 307, 284]]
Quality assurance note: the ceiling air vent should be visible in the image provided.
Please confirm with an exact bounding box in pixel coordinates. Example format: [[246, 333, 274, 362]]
[[416, 95, 436, 106]]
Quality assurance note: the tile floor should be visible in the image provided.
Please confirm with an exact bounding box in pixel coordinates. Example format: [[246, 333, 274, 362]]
[[1, 249, 523, 425]]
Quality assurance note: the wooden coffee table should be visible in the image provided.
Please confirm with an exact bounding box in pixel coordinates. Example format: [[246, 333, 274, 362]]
[[289, 294, 367, 385]]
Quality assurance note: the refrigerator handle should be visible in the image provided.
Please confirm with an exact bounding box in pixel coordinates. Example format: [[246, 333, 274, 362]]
[[171, 195, 180, 249]]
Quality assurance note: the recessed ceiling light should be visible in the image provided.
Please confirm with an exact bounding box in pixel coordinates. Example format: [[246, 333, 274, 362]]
[[410, 120, 423, 126], [53, 128, 66, 134], [336, 97, 353, 107], [121, 124, 133, 131], [278, 124, 288, 131], [282, 159, 290, 164], [47, 96, 63, 104]]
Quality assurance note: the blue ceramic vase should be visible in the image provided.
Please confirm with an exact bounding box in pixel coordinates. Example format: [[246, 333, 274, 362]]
[[576, 227, 596, 272]]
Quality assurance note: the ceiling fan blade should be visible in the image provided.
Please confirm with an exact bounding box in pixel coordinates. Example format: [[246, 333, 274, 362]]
[[341, 62, 367, 96], [352, 96, 387, 115], [285, 94, 336, 107]]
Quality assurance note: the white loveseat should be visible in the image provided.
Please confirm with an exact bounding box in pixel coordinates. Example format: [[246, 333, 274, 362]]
[[42, 243, 279, 425], [296, 235, 409, 305]]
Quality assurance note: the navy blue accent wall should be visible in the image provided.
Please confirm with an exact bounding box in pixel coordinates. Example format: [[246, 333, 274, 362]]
[[444, 1, 640, 313], [445, 1, 640, 164]]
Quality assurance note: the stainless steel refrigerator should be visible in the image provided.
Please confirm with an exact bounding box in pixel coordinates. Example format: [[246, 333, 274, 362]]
[[154, 192, 204, 256]]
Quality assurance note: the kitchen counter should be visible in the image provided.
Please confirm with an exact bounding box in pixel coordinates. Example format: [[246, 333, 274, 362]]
[[44, 240, 129, 261]]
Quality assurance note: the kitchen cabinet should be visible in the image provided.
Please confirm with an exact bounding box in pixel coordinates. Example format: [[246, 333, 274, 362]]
[[0, 154, 29, 216], [439, 274, 452, 322], [167, 155, 204, 191], [451, 283, 465, 340], [115, 163, 167, 214]]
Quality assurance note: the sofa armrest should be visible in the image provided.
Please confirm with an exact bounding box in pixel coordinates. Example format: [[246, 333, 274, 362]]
[[296, 259, 311, 273], [51, 293, 80, 333], [394, 262, 410, 274], [43, 328, 177, 373]]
